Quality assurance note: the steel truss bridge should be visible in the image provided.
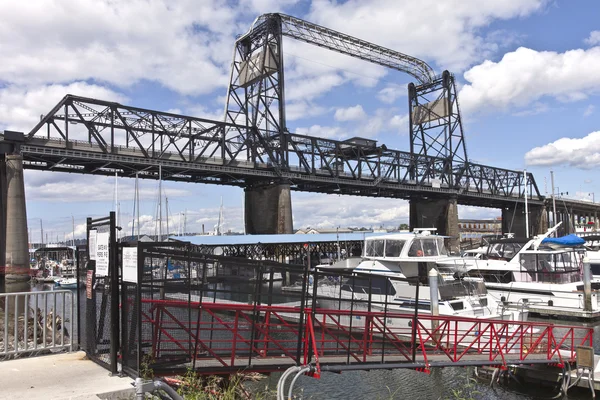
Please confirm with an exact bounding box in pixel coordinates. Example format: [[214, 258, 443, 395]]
[[1, 13, 548, 209], [9, 94, 540, 208]]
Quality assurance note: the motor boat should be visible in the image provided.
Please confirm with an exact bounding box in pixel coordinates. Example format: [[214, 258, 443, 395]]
[[305, 229, 526, 332], [438, 223, 600, 311]]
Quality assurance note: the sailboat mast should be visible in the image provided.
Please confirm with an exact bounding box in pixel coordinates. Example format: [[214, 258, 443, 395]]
[[72, 215, 75, 247], [136, 173, 140, 240], [524, 170, 529, 238], [115, 172, 118, 240], [158, 165, 163, 241], [166, 196, 170, 238]]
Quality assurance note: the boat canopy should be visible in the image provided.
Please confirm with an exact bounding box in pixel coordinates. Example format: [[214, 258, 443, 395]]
[[541, 234, 585, 247]]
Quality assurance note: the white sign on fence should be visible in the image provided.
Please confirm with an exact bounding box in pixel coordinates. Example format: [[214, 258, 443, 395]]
[[122, 247, 138, 283], [89, 230, 97, 260], [95, 232, 110, 277]]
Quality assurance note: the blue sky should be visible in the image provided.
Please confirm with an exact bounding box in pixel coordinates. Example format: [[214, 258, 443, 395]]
[[1, 0, 600, 242]]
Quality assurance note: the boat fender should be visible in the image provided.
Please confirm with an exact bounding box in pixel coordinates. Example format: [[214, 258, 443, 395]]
[[548, 300, 553, 306]]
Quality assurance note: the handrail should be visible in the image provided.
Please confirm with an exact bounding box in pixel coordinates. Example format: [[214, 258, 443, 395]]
[[1, 290, 74, 358]]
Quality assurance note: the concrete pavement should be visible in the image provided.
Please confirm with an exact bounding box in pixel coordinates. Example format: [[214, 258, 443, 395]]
[[0, 351, 134, 399]]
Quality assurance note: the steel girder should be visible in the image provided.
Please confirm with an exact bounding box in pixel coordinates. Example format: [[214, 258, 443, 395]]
[[18, 95, 542, 205]]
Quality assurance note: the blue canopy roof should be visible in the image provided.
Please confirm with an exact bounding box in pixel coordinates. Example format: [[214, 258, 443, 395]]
[[541, 234, 585, 246], [170, 232, 395, 246]]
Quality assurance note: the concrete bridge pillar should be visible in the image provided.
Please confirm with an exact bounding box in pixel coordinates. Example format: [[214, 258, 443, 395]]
[[245, 181, 293, 234], [501, 204, 546, 237], [409, 197, 459, 253], [3, 154, 30, 282]]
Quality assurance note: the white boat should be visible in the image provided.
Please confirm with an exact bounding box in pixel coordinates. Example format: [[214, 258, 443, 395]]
[[581, 235, 600, 277], [55, 278, 78, 289], [305, 229, 525, 332], [438, 224, 600, 312]]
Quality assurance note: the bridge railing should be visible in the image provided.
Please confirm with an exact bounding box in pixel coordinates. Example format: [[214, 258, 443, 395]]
[[0, 290, 74, 358]]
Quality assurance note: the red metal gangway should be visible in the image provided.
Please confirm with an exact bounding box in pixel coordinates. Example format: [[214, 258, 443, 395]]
[[136, 298, 593, 377]]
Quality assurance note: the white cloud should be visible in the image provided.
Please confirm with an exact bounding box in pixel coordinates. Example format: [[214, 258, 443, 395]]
[[0, 0, 241, 95], [295, 124, 345, 140], [0, 82, 127, 132], [307, 0, 545, 71], [377, 84, 407, 104], [585, 30, 600, 46], [459, 46, 600, 115], [584, 104, 595, 117], [286, 101, 327, 122], [24, 171, 190, 203], [334, 105, 367, 121], [524, 131, 600, 168]]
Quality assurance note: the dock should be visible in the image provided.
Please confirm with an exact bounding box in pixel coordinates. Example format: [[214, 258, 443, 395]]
[[0, 351, 134, 400], [526, 304, 600, 321]]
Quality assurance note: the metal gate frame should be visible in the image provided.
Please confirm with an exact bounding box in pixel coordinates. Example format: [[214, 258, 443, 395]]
[[84, 212, 119, 375]]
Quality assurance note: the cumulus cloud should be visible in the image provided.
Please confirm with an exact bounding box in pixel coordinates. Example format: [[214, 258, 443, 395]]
[[296, 106, 408, 140], [585, 31, 600, 46], [334, 105, 367, 121], [295, 124, 344, 140], [307, 0, 545, 71], [24, 171, 190, 203], [377, 84, 407, 104], [0, 82, 127, 132], [524, 131, 600, 168], [459, 46, 600, 115]]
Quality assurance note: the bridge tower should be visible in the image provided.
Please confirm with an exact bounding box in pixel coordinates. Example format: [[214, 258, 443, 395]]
[[225, 14, 292, 234], [407, 72, 469, 250]]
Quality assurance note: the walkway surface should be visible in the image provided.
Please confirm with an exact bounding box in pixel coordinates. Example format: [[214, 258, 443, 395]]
[[0, 351, 134, 399]]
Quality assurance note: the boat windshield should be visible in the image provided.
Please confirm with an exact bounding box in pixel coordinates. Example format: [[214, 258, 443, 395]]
[[438, 279, 487, 300], [364, 238, 407, 257], [519, 250, 582, 283], [407, 238, 447, 257], [486, 242, 525, 261]]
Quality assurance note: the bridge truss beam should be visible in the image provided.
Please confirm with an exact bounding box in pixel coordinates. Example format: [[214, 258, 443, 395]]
[[18, 95, 542, 207]]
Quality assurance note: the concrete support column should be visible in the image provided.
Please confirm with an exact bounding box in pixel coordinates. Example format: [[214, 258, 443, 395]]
[[501, 204, 545, 237], [245, 181, 293, 234], [4, 154, 29, 282], [409, 197, 459, 253], [530, 205, 548, 235]]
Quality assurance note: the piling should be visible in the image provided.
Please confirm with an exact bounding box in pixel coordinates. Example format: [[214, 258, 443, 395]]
[[429, 269, 440, 340], [583, 257, 592, 312], [4, 154, 29, 283]]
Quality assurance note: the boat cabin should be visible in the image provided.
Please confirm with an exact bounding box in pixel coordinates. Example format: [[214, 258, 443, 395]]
[[363, 232, 447, 259], [517, 248, 584, 284], [483, 237, 529, 261]]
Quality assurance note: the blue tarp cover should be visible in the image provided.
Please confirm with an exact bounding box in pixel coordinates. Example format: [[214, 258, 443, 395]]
[[541, 234, 585, 246]]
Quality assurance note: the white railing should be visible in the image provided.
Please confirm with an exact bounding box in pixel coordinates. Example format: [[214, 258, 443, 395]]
[[0, 290, 74, 357]]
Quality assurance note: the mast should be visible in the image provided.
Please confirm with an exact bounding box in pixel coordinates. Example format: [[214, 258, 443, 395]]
[[183, 209, 187, 235], [158, 165, 163, 241], [550, 170, 557, 236], [72, 215, 75, 247], [524, 170, 529, 238], [114, 172, 118, 240], [136, 173, 140, 240], [40, 220, 44, 248], [165, 196, 170, 238]]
